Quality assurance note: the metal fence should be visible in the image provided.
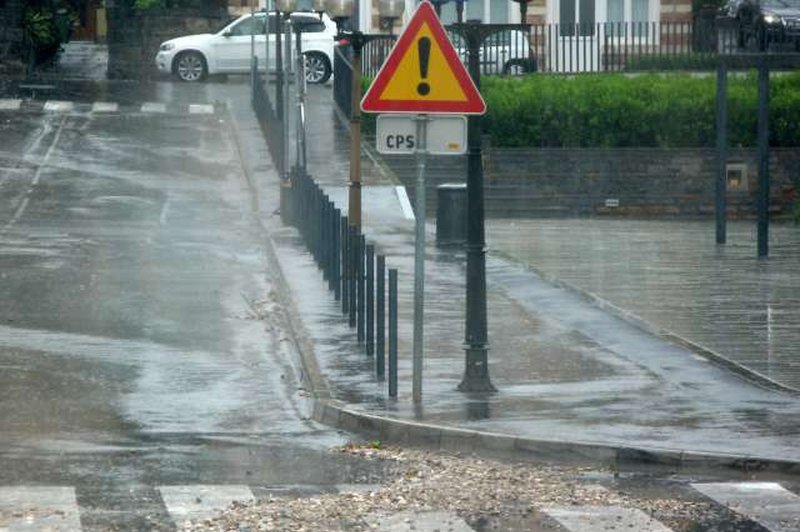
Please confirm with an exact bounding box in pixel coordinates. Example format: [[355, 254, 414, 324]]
[[332, 16, 800, 116], [253, 42, 401, 397]]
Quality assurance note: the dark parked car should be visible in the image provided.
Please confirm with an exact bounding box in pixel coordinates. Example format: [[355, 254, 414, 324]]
[[728, 0, 800, 50]]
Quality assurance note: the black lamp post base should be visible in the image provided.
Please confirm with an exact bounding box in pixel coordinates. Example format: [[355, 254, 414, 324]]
[[458, 346, 497, 393]]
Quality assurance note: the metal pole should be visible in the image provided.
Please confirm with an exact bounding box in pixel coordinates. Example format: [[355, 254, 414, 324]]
[[295, 24, 307, 175], [412, 114, 428, 405], [265, 2, 270, 90], [358, 234, 366, 343], [459, 21, 496, 393], [283, 23, 292, 181], [366, 244, 375, 357], [757, 59, 770, 258], [349, 34, 364, 229], [715, 61, 728, 245], [341, 215, 350, 313], [388, 268, 398, 398], [376, 254, 386, 380]]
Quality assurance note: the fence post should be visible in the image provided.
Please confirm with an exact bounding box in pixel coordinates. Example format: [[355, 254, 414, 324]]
[[388, 268, 398, 398], [376, 255, 385, 380], [334, 209, 342, 300], [341, 216, 350, 314], [357, 234, 366, 343], [366, 244, 375, 357], [349, 226, 358, 328]]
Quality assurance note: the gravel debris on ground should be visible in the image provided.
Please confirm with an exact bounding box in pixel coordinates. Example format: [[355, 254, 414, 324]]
[[180, 443, 734, 532]]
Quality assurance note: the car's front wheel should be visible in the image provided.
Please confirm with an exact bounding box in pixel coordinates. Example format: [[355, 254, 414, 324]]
[[304, 52, 332, 84], [503, 58, 535, 76], [174, 51, 207, 82]]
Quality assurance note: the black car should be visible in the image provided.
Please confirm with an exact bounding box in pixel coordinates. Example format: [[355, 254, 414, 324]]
[[729, 0, 800, 50]]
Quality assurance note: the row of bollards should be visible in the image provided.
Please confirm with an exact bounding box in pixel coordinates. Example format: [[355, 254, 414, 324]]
[[290, 170, 399, 397]]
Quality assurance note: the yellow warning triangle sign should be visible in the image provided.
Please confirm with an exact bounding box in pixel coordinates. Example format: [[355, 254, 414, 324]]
[[361, 1, 486, 115]]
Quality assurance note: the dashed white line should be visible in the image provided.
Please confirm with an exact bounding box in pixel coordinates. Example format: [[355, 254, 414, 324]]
[[0, 99, 21, 110], [159, 485, 255, 525], [189, 104, 214, 115], [43, 100, 75, 113], [141, 102, 167, 113], [2, 115, 67, 232], [693, 482, 800, 532], [544, 505, 674, 532], [0, 486, 81, 531], [92, 102, 119, 113]]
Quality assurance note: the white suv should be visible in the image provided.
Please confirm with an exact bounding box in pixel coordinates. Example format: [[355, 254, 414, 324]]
[[156, 11, 337, 83]]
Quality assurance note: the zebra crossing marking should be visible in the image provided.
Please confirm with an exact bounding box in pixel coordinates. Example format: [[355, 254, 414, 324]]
[[692, 482, 800, 532], [0, 99, 21, 111], [141, 102, 167, 113], [159, 485, 254, 525], [189, 104, 214, 115], [91, 102, 119, 113], [0, 486, 81, 531], [371, 510, 474, 531], [43, 101, 75, 113], [543, 505, 674, 532]]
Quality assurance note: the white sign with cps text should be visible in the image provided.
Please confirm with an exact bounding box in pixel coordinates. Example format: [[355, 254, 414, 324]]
[[376, 115, 467, 156]]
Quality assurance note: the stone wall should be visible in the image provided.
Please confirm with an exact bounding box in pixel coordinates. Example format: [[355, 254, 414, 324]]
[[481, 147, 800, 217], [0, 0, 27, 75], [107, 6, 229, 79], [383, 146, 800, 218]]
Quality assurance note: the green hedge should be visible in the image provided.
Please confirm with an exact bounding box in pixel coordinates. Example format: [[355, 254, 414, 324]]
[[482, 73, 800, 148], [360, 72, 800, 147]]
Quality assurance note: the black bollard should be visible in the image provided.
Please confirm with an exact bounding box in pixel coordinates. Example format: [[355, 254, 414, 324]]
[[388, 268, 398, 398], [376, 255, 385, 380], [366, 244, 375, 357]]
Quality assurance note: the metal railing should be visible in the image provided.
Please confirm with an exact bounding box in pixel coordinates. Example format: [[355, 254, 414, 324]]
[[289, 170, 399, 395], [253, 38, 401, 398]]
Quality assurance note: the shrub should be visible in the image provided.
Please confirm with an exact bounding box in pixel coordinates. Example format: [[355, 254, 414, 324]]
[[361, 72, 800, 148], [482, 72, 800, 148]]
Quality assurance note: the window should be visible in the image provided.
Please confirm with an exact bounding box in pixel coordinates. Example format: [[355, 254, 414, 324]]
[[560, 0, 595, 37], [230, 15, 266, 36], [607, 0, 652, 37], [437, 0, 510, 24], [290, 15, 326, 33]]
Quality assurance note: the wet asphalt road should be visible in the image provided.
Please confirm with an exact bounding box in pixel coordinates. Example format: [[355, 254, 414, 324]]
[[0, 80, 390, 529]]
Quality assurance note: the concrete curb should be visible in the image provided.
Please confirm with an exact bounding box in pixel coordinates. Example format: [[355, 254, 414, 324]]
[[230, 98, 800, 479], [489, 251, 799, 397]]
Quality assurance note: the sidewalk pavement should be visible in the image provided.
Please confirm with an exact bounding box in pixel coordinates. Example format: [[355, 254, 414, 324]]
[[234, 83, 800, 476]]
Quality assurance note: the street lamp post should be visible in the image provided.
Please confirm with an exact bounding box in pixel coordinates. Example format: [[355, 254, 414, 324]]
[[325, 0, 403, 230], [453, 19, 496, 394], [510, 0, 528, 23]]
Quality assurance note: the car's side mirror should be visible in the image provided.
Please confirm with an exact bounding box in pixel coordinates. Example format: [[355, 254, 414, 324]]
[[223, 31, 233, 38]]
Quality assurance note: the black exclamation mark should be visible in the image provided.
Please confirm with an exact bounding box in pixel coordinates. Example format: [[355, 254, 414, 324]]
[[417, 37, 431, 96]]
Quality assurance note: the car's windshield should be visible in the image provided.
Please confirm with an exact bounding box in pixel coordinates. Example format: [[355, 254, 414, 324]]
[[762, 0, 800, 9]]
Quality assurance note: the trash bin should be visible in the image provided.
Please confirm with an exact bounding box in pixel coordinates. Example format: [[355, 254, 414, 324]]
[[436, 183, 467, 247]]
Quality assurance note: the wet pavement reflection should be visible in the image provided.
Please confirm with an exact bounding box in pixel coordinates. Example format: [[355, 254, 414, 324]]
[[486, 218, 800, 390]]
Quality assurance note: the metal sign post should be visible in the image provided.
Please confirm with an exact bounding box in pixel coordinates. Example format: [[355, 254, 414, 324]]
[[361, 1, 486, 404], [412, 114, 428, 404]]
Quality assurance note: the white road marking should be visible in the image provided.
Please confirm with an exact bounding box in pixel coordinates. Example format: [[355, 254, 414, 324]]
[[159, 485, 254, 525], [544, 505, 674, 532], [692, 482, 800, 532], [141, 102, 167, 113], [2, 115, 67, 232], [159, 199, 170, 226], [371, 510, 474, 531], [0, 99, 22, 110], [91, 102, 119, 113], [0, 486, 81, 531], [43, 101, 74, 113], [396, 186, 415, 221], [188, 104, 214, 115]]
